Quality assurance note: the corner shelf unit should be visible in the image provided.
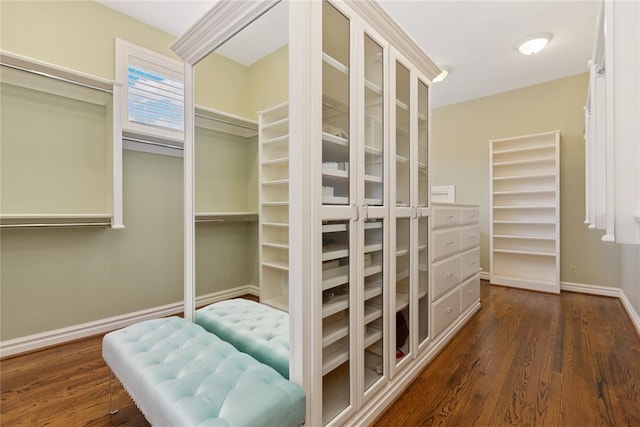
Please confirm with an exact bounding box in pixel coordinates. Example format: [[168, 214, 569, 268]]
[[258, 102, 290, 311], [490, 131, 560, 294]]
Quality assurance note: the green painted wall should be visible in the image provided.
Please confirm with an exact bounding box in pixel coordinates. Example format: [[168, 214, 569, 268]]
[[0, 0, 272, 340], [432, 73, 621, 287]]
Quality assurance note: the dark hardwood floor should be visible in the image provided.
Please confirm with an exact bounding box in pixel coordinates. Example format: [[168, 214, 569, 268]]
[[1, 283, 639, 426]]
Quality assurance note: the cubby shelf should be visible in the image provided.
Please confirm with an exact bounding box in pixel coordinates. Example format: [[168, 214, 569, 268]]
[[490, 131, 560, 293]]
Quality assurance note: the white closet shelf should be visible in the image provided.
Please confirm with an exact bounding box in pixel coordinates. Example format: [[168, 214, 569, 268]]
[[323, 265, 349, 291], [419, 263, 429, 272], [491, 274, 556, 287], [261, 201, 288, 206], [195, 212, 259, 222], [322, 318, 349, 348], [418, 288, 428, 299], [364, 198, 383, 205], [323, 195, 349, 205], [395, 98, 409, 111], [262, 222, 289, 228], [262, 260, 289, 271], [322, 168, 349, 179], [364, 242, 383, 253], [322, 343, 349, 376], [262, 179, 289, 186], [0, 213, 113, 229], [364, 145, 382, 156], [493, 220, 555, 225], [494, 234, 555, 241], [262, 135, 288, 145], [262, 156, 289, 165], [364, 304, 383, 324], [395, 246, 409, 257], [261, 116, 289, 131], [493, 249, 556, 257], [493, 157, 555, 167], [396, 270, 409, 281], [364, 79, 382, 96], [322, 294, 349, 318], [418, 244, 428, 252], [322, 244, 349, 261], [195, 105, 258, 138], [322, 132, 349, 147], [492, 143, 555, 155], [364, 282, 383, 300], [323, 223, 348, 233], [262, 241, 289, 249], [364, 221, 383, 230], [322, 52, 348, 74], [493, 205, 556, 210], [493, 189, 555, 195], [364, 263, 383, 278], [395, 292, 409, 311], [364, 174, 383, 184], [364, 325, 383, 348], [493, 173, 555, 181], [396, 154, 409, 163]]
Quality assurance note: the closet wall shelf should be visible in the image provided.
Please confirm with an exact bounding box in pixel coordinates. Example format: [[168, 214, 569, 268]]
[[195, 105, 258, 138], [195, 212, 258, 222], [0, 213, 113, 229], [493, 173, 555, 181], [493, 249, 556, 257], [492, 143, 555, 155]]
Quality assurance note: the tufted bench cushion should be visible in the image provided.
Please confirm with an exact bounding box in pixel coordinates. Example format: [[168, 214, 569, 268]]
[[196, 299, 290, 379], [102, 317, 305, 427]]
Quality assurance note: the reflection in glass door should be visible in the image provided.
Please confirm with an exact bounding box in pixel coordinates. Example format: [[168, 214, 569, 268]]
[[322, 1, 350, 206], [363, 34, 383, 207]]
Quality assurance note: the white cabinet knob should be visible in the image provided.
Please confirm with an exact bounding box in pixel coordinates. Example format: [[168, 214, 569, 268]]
[[446, 273, 453, 278], [445, 307, 453, 313]]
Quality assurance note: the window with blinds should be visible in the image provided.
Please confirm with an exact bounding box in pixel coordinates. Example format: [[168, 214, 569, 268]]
[[116, 39, 185, 149]]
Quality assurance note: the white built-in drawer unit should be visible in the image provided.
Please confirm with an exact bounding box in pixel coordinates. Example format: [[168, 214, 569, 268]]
[[431, 203, 481, 338]]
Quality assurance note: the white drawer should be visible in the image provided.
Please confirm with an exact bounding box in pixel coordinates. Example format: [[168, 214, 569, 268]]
[[460, 225, 480, 251], [460, 274, 480, 311], [432, 255, 460, 300], [433, 289, 460, 337], [460, 247, 480, 281], [432, 229, 461, 261], [460, 208, 479, 224], [433, 207, 460, 228]]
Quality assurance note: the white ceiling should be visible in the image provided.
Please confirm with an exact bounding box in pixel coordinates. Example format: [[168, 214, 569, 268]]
[[97, 0, 599, 108]]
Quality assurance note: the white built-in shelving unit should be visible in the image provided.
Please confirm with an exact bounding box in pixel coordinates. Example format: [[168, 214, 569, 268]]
[[259, 102, 290, 311], [490, 131, 560, 294]]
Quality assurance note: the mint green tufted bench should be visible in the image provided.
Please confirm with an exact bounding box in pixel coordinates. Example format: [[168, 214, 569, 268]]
[[196, 299, 290, 379], [102, 317, 305, 427]]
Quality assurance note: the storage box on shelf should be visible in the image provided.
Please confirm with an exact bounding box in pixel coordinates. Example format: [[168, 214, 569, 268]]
[[431, 204, 481, 338], [489, 131, 560, 293]]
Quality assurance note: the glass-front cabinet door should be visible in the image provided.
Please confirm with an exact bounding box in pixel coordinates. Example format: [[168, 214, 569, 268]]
[[416, 77, 430, 349]]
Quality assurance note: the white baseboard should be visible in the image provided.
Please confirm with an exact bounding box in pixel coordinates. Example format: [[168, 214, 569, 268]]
[[619, 290, 640, 336], [0, 284, 259, 359], [560, 281, 623, 297], [479, 271, 490, 281]]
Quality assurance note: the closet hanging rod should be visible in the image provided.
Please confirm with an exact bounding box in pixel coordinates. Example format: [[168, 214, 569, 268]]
[[122, 136, 184, 151], [0, 222, 111, 229], [194, 112, 258, 132], [196, 218, 258, 223], [0, 62, 113, 94]]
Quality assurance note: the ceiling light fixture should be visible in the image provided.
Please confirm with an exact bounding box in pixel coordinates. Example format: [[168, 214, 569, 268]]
[[433, 67, 449, 83], [516, 33, 552, 55]]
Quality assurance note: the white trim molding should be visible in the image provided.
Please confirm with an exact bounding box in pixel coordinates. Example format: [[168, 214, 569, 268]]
[[0, 285, 258, 359]]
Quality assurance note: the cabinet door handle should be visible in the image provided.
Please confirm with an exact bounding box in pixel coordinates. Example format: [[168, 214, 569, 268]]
[[446, 241, 454, 245], [469, 235, 477, 239], [445, 307, 453, 313], [470, 214, 477, 217], [446, 215, 454, 219], [446, 273, 454, 278], [470, 261, 476, 265]]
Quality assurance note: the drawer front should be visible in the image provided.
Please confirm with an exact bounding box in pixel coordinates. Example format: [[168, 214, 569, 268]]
[[432, 255, 460, 300], [460, 274, 480, 311], [460, 208, 479, 224], [460, 247, 480, 281], [433, 289, 461, 337], [433, 207, 460, 228], [432, 229, 461, 261], [461, 226, 480, 251]]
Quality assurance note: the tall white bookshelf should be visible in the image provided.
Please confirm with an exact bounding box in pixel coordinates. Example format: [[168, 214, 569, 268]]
[[489, 131, 560, 294], [258, 102, 290, 311]]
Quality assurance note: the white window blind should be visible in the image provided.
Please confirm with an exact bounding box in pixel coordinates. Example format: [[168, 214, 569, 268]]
[[116, 39, 184, 150]]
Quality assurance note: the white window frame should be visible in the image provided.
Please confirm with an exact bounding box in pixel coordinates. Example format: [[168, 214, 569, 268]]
[[115, 38, 185, 149]]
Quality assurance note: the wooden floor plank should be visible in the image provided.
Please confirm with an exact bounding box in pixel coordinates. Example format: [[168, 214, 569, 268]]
[[1, 285, 639, 426]]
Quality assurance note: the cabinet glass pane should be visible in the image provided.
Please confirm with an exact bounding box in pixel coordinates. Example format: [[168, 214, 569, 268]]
[[322, 220, 351, 424], [418, 216, 429, 344], [364, 34, 383, 206], [395, 217, 411, 363], [395, 62, 410, 207], [418, 79, 429, 207], [363, 218, 384, 391], [322, 1, 350, 206]]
